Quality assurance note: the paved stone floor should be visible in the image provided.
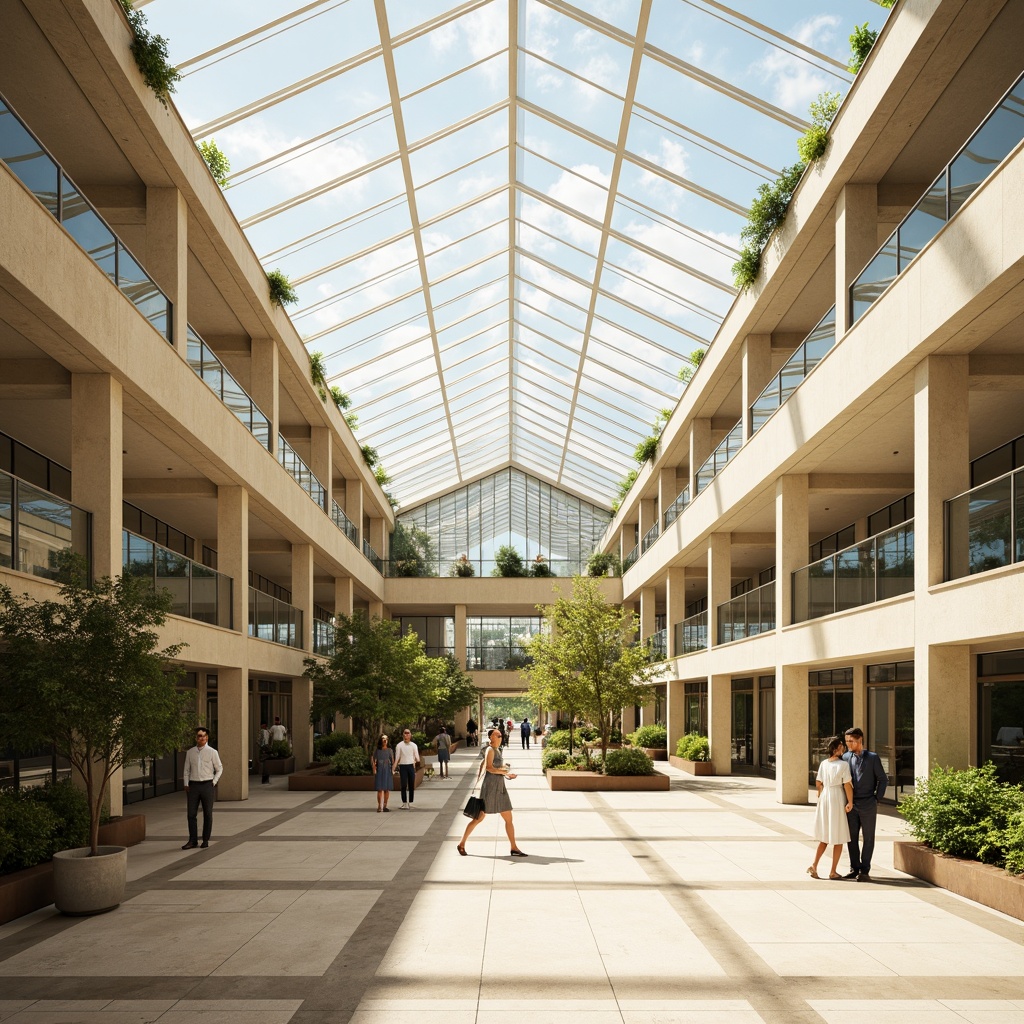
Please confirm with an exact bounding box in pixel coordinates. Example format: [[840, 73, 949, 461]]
[[2, 746, 1024, 1023]]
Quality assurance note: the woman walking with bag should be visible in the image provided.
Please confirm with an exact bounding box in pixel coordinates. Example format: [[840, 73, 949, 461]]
[[457, 728, 527, 857], [372, 734, 395, 812]]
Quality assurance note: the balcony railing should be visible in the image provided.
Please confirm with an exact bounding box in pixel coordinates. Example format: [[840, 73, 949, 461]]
[[696, 420, 743, 494], [466, 646, 532, 671], [851, 71, 1024, 324], [792, 520, 914, 624], [384, 556, 588, 577], [946, 466, 1024, 580], [186, 327, 270, 448], [0, 93, 171, 340], [648, 627, 667, 661], [622, 544, 639, 572], [123, 530, 232, 628], [750, 307, 836, 436], [278, 435, 326, 511], [248, 587, 303, 648], [0, 468, 90, 580], [717, 581, 776, 644], [363, 539, 383, 573], [642, 522, 660, 554], [313, 613, 335, 656], [663, 486, 690, 530], [673, 609, 708, 654], [331, 500, 359, 546]]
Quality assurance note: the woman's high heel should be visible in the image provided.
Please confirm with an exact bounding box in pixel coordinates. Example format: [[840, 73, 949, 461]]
[[456, 844, 467, 856], [806, 866, 819, 879], [510, 849, 528, 857]]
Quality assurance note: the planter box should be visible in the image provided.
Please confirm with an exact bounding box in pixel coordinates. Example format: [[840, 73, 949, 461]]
[[261, 756, 295, 775], [669, 755, 715, 776], [289, 765, 425, 792], [643, 747, 668, 761], [894, 841, 1024, 922], [0, 813, 145, 926], [546, 770, 670, 792]]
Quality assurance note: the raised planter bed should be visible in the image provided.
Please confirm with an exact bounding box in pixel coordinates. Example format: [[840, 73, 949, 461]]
[[546, 770, 670, 792], [0, 813, 146, 926], [642, 747, 668, 761], [894, 841, 1024, 922], [289, 765, 425, 791], [669, 755, 715, 776], [261, 756, 295, 776]]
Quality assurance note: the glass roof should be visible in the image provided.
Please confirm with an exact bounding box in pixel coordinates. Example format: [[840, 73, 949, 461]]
[[143, 0, 886, 509]]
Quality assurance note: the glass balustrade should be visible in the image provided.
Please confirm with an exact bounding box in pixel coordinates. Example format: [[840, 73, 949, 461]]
[[718, 581, 776, 644], [0, 93, 171, 340], [648, 628, 667, 661], [792, 520, 914, 623], [313, 615, 335, 656], [673, 610, 708, 654], [466, 645, 533, 671], [248, 587, 303, 648], [946, 467, 1024, 580], [278, 435, 326, 511], [384, 556, 587, 577], [851, 71, 1024, 324], [642, 522, 659, 553], [622, 543, 639, 572], [0, 468, 90, 580], [331, 500, 359, 546], [186, 327, 270, 448], [123, 530, 232, 628], [696, 420, 743, 494], [363, 539, 383, 573], [750, 307, 837, 435], [663, 486, 690, 529]]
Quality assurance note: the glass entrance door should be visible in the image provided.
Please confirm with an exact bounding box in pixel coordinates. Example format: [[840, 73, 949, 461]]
[[732, 687, 754, 772], [758, 686, 776, 776], [809, 687, 853, 781], [868, 684, 914, 803]]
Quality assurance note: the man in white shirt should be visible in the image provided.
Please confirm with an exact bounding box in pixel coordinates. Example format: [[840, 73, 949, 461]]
[[269, 717, 288, 744], [394, 728, 421, 808], [182, 726, 223, 849]]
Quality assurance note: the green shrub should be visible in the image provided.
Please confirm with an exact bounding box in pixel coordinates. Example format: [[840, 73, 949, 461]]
[[634, 435, 659, 464], [731, 244, 762, 291], [630, 724, 667, 749], [577, 725, 598, 742], [198, 139, 230, 188], [610, 727, 623, 744], [27, 779, 91, 853], [492, 545, 527, 577], [1004, 810, 1024, 875], [542, 749, 571, 770], [545, 729, 572, 749], [604, 747, 655, 776], [267, 269, 298, 307], [266, 740, 292, 759], [586, 551, 621, 577], [675, 733, 710, 762], [390, 730, 428, 749], [848, 22, 879, 73], [796, 92, 840, 163], [899, 763, 1024, 864], [313, 732, 358, 760], [530, 556, 555, 577], [119, 0, 181, 107], [0, 795, 57, 874], [328, 748, 372, 776]]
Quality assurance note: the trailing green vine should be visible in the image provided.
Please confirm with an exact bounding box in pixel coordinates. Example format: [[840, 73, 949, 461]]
[[677, 347, 705, 385], [267, 269, 298, 307], [118, 0, 181, 107], [198, 139, 230, 188]]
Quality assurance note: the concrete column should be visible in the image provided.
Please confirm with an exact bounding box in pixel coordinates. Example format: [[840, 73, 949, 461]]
[[619, 524, 635, 563], [71, 374, 123, 580], [665, 566, 687, 657], [742, 334, 773, 442], [914, 643, 971, 776], [666, 678, 686, 754], [659, 467, 680, 518], [639, 699, 657, 727], [689, 418, 712, 495], [310, 427, 332, 512], [217, 667, 248, 801], [708, 672, 731, 775], [776, 662, 809, 803], [853, 663, 868, 740], [455, 706, 470, 739], [915, 356, 969, 590], [455, 604, 468, 670], [369, 517, 385, 559], [639, 498, 656, 548], [217, 486, 248, 634], [707, 533, 732, 648], [334, 576, 354, 618], [291, 543, 314, 651], [639, 586, 656, 641], [250, 338, 279, 458], [345, 481, 363, 544], [145, 187, 187, 356], [775, 475, 809, 627], [835, 183, 878, 337], [369, 599, 384, 620], [291, 674, 313, 770]]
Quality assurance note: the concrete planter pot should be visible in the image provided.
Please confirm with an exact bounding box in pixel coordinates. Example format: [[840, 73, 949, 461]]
[[669, 755, 715, 775], [52, 845, 127, 916], [261, 756, 295, 775], [289, 765, 425, 791], [642, 747, 668, 761], [893, 841, 1024, 922], [546, 770, 670, 792]]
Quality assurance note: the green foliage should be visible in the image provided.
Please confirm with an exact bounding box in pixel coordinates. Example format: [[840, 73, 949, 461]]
[[0, 796, 57, 874], [0, 553, 191, 855], [449, 554, 475, 577], [878, 0, 895, 7], [1003, 811, 1024, 875], [629, 724, 667, 749], [492, 545, 527, 577], [731, 245, 762, 291], [328, 748, 373, 776], [634, 435, 659, 465], [796, 91, 840, 163], [604, 747, 655, 776], [313, 731, 358, 760], [198, 139, 230, 188], [483, 697, 537, 723], [586, 551, 621, 577], [390, 522, 436, 577], [899, 763, 1024, 865], [543, 728, 572, 749], [267, 269, 298, 307], [28, 780, 93, 853], [848, 22, 879, 73], [361, 444, 378, 468], [420, 654, 482, 723], [374, 464, 391, 487], [678, 347, 705, 385], [119, 0, 181, 107], [390, 730, 428, 749], [612, 468, 639, 511], [266, 740, 292, 759], [676, 733, 710, 761], [304, 611, 429, 751], [329, 387, 353, 416], [530, 555, 555, 577], [542, 748, 571, 770], [733, 161, 805, 290], [523, 576, 662, 758]]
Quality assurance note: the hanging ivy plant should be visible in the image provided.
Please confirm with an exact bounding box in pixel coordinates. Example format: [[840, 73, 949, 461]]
[[361, 444, 379, 468], [267, 269, 298, 307], [118, 1, 181, 107], [198, 139, 230, 188], [677, 347, 705, 385]]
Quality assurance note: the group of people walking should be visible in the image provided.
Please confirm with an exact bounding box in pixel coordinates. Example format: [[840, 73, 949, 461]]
[[370, 727, 454, 811]]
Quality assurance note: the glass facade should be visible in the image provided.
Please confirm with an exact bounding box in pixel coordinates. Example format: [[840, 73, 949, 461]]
[[979, 651, 1024, 785], [683, 682, 707, 736], [731, 677, 754, 772], [397, 467, 611, 578], [867, 660, 915, 804], [947, 467, 1024, 579], [717, 581, 775, 643], [466, 616, 544, 671], [808, 668, 853, 782], [397, 616, 456, 658]]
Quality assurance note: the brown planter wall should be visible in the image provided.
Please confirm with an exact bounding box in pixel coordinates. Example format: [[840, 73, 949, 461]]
[[289, 765, 425, 792], [668, 755, 715, 775], [546, 770, 670, 792], [894, 841, 1024, 922], [643, 747, 668, 761], [261, 756, 295, 776]]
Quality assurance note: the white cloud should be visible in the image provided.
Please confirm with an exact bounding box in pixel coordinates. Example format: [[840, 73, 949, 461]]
[[753, 14, 841, 113]]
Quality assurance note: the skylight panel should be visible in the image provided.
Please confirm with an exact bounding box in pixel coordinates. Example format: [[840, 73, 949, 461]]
[[516, 256, 592, 310], [428, 253, 508, 308], [518, 195, 602, 253], [421, 192, 507, 255], [520, 53, 624, 143], [400, 57, 508, 146], [415, 151, 508, 222], [424, 220, 506, 279]]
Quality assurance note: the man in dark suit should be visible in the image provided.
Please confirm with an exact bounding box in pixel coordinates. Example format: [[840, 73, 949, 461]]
[[842, 727, 888, 881]]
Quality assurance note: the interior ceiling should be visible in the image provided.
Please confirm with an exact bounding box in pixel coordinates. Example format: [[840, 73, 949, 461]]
[[141, 0, 884, 510]]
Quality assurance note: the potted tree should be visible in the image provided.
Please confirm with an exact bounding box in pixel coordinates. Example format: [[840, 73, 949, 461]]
[[0, 556, 192, 915]]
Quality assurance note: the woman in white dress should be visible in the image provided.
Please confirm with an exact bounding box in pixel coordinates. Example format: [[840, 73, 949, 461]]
[[807, 735, 854, 879]]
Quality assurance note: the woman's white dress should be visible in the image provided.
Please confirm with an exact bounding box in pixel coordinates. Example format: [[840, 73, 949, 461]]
[[814, 757, 852, 844]]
